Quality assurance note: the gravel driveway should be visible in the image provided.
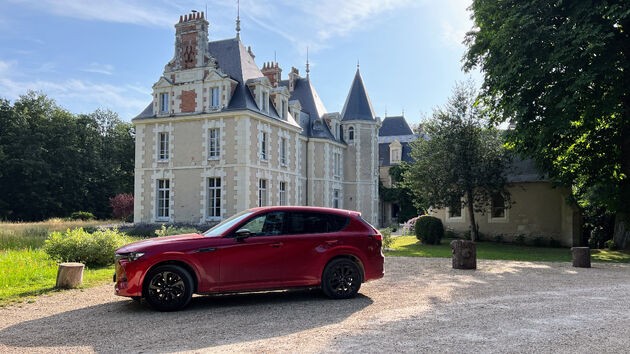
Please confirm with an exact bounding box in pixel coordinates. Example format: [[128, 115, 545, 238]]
[[1, 257, 629, 353]]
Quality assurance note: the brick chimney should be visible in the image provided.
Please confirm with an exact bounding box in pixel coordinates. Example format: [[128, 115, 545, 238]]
[[288, 67, 300, 92], [261, 62, 282, 88], [173, 11, 209, 70]]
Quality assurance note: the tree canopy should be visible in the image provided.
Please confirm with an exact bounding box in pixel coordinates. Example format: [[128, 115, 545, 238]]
[[464, 0, 630, 247], [0, 91, 134, 221], [403, 82, 511, 241]]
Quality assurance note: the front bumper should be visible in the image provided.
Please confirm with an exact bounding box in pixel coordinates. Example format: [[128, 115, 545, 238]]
[[114, 259, 143, 297]]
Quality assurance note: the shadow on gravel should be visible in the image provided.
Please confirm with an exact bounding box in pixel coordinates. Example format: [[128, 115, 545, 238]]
[[0, 288, 372, 352]]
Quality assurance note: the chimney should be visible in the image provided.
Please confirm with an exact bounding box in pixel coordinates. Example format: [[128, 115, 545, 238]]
[[173, 11, 209, 70], [261, 62, 282, 88], [288, 67, 300, 92]]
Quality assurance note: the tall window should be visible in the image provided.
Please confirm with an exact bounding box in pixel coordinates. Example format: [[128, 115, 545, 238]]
[[258, 179, 267, 207], [211, 87, 220, 108], [491, 193, 506, 218], [333, 152, 341, 177], [281, 100, 286, 119], [208, 128, 220, 158], [156, 179, 170, 220], [280, 138, 287, 165], [158, 132, 169, 161], [261, 132, 268, 160], [333, 189, 340, 208], [279, 182, 286, 206], [160, 93, 169, 113], [262, 91, 269, 112], [348, 126, 355, 142], [207, 178, 221, 219]]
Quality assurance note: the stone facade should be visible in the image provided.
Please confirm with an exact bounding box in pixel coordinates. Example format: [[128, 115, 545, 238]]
[[132, 12, 380, 226]]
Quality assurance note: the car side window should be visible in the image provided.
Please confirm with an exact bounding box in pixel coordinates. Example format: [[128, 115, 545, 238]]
[[238, 212, 285, 237], [287, 212, 348, 235]]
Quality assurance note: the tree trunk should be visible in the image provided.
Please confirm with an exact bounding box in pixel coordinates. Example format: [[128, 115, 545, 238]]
[[450, 239, 477, 269], [56, 262, 84, 288], [614, 213, 630, 250], [571, 247, 591, 268], [466, 190, 478, 241], [616, 93, 630, 249]]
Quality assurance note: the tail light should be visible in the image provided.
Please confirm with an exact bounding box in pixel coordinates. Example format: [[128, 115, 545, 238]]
[[371, 233, 382, 241]]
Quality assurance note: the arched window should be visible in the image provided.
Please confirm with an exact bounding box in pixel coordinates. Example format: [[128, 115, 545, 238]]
[[348, 126, 355, 142]]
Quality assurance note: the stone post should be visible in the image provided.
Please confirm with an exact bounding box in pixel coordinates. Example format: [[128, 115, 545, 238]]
[[450, 240, 476, 269], [56, 262, 85, 288], [571, 247, 591, 268]]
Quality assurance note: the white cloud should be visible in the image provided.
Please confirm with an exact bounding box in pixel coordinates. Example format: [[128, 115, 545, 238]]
[[0, 60, 17, 75], [81, 62, 115, 75], [439, 0, 473, 47]]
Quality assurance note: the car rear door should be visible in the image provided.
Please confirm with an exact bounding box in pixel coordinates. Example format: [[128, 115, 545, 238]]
[[281, 211, 349, 287], [217, 211, 287, 291]]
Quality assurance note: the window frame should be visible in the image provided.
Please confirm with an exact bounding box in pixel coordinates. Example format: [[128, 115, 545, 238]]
[[258, 179, 268, 207], [208, 128, 220, 159], [280, 137, 287, 166], [260, 132, 268, 161], [158, 132, 169, 161], [348, 126, 355, 142], [333, 189, 340, 209], [156, 179, 170, 221], [445, 204, 464, 223], [207, 177, 221, 220], [279, 181, 286, 206], [211, 87, 220, 108], [159, 93, 169, 113], [489, 193, 509, 223]]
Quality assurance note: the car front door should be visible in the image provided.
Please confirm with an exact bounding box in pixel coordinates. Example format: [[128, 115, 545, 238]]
[[217, 211, 287, 291]]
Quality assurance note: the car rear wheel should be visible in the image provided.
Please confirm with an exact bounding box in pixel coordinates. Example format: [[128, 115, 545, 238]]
[[143, 265, 193, 311], [322, 258, 361, 299]]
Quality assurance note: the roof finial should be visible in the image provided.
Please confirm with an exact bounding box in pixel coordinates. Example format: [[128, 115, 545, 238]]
[[274, 50, 277, 63], [402, 108, 405, 116], [306, 46, 310, 79], [357, 59, 360, 70], [385, 106, 387, 117], [236, 0, 241, 40]]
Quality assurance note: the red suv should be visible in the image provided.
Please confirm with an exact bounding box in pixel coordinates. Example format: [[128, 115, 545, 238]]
[[115, 206, 384, 311]]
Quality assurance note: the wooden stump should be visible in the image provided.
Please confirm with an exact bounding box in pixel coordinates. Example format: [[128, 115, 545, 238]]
[[571, 247, 591, 268], [450, 240, 476, 269], [56, 262, 85, 288]]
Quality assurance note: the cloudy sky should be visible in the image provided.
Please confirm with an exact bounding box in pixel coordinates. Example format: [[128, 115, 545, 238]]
[[0, 0, 477, 124]]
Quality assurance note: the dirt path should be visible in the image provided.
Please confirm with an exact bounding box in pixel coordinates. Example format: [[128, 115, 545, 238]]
[[1, 257, 629, 353]]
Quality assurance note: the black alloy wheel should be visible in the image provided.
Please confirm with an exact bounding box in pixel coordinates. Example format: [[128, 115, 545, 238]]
[[322, 258, 362, 299], [143, 265, 193, 311]]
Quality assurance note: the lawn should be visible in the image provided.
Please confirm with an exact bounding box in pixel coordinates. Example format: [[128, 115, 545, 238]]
[[385, 236, 630, 263]]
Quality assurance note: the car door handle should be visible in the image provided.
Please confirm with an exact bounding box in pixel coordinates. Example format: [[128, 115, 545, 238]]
[[196, 247, 216, 253], [270, 242, 283, 248], [326, 240, 339, 245]]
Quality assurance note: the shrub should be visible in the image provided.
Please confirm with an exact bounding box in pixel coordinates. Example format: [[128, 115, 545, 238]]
[[414, 216, 444, 245], [549, 238, 562, 248], [155, 225, 199, 237], [390, 224, 398, 232], [402, 216, 421, 236], [69, 211, 95, 221], [588, 227, 609, 249], [44, 227, 134, 267], [494, 234, 504, 243], [532, 236, 547, 247], [110, 194, 134, 220], [515, 234, 526, 245], [445, 229, 458, 239], [381, 227, 393, 249], [605, 239, 617, 250]]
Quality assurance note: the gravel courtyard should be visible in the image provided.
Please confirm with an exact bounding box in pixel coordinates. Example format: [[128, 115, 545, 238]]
[[1, 257, 629, 353]]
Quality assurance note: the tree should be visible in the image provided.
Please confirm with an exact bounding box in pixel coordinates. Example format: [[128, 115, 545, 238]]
[[464, 0, 630, 247], [403, 82, 511, 241], [379, 164, 421, 223]]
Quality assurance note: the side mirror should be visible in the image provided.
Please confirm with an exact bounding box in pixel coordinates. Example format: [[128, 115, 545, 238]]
[[234, 229, 251, 241]]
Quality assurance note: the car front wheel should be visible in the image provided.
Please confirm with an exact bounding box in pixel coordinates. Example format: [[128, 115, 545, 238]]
[[322, 258, 361, 299], [143, 265, 193, 311]]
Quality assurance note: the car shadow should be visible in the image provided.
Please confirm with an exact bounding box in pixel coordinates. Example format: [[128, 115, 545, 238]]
[[0, 288, 372, 353]]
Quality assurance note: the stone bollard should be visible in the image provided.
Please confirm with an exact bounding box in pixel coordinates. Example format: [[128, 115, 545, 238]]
[[56, 262, 85, 288], [450, 239, 476, 269], [571, 247, 591, 268]]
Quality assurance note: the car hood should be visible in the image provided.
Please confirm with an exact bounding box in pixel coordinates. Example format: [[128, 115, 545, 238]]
[[117, 233, 205, 253]]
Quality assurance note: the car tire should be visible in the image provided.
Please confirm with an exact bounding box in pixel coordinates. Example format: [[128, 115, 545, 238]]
[[143, 265, 193, 311], [322, 258, 362, 299]]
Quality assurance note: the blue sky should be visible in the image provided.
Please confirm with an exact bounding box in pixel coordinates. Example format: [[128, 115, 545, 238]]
[[0, 0, 477, 125]]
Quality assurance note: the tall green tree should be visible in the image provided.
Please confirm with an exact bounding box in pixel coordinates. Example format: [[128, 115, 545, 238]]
[[464, 0, 630, 247], [403, 82, 511, 241], [379, 164, 421, 224]]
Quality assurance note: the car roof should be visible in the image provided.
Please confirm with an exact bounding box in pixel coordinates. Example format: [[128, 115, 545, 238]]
[[247, 206, 361, 217]]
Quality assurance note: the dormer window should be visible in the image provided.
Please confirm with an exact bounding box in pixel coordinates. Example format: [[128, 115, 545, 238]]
[[262, 91, 269, 113], [281, 100, 286, 119], [160, 93, 169, 113], [211, 87, 220, 108], [389, 140, 402, 164]]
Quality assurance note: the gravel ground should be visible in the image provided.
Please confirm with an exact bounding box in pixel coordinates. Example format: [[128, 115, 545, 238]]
[[1, 257, 629, 353]]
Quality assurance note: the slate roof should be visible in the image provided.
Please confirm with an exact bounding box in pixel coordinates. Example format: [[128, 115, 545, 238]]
[[133, 38, 287, 122], [379, 141, 414, 166], [341, 69, 376, 121], [379, 116, 413, 136], [506, 158, 546, 183], [278, 77, 338, 141]]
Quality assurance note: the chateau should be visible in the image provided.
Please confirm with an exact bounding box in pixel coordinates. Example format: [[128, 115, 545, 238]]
[[132, 12, 381, 226]]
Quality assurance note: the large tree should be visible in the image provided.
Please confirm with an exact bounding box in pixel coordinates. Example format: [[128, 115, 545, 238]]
[[464, 0, 630, 247], [403, 82, 511, 241]]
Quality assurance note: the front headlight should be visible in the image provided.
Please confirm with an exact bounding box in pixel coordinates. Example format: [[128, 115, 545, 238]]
[[115, 252, 145, 262]]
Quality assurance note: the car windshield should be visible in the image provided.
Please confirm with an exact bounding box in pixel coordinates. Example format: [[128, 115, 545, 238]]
[[203, 211, 255, 237]]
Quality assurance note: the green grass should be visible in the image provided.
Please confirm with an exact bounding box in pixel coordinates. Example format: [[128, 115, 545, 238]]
[[385, 236, 630, 263], [0, 249, 115, 306]]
